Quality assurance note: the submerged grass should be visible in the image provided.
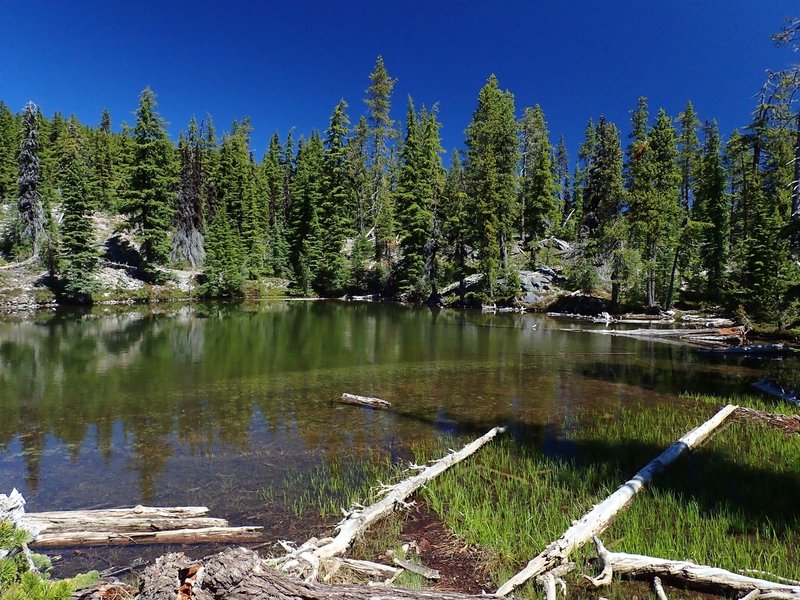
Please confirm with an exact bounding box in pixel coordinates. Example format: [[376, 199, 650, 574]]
[[263, 393, 799, 597]]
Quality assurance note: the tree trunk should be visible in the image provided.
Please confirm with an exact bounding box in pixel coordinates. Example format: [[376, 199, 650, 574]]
[[336, 393, 392, 410], [495, 405, 738, 596]]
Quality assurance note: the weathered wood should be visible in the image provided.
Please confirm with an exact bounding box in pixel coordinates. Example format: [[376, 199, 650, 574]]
[[495, 405, 738, 596], [338, 393, 392, 410], [139, 547, 497, 600], [587, 537, 800, 599], [28, 515, 228, 534], [273, 426, 505, 580], [30, 525, 263, 548], [393, 557, 441, 580]]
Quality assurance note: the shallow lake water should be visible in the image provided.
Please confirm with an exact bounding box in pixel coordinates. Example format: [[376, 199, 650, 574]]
[[0, 300, 794, 572]]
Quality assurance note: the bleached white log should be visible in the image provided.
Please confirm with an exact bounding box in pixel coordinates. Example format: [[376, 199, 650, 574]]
[[274, 426, 506, 580], [653, 576, 668, 600], [587, 537, 800, 599], [495, 404, 738, 596], [338, 393, 392, 410], [30, 525, 263, 548]]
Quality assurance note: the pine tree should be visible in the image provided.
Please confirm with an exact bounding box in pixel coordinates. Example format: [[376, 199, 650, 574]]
[[121, 88, 177, 270], [678, 101, 700, 211], [171, 117, 205, 268], [442, 151, 470, 303], [553, 135, 572, 234], [347, 116, 370, 237], [91, 108, 119, 211], [288, 134, 324, 291], [17, 101, 46, 257], [626, 100, 681, 307], [582, 118, 623, 252], [364, 56, 397, 259], [316, 100, 352, 295], [59, 119, 98, 302], [694, 120, 728, 298], [519, 105, 559, 256], [395, 100, 443, 296], [465, 74, 520, 297], [0, 101, 21, 205], [201, 202, 243, 297]]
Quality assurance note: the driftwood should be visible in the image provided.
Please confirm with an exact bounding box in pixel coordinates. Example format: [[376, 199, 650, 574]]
[[735, 406, 800, 435], [495, 404, 738, 596], [272, 426, 506, 580], [136, 547, 495, 600], [567, 326, 746, 348], [19, 504, 262, 548], [586, 537, 800, 599], [393, 557, 441, 580], [337, 393, 392, 410]]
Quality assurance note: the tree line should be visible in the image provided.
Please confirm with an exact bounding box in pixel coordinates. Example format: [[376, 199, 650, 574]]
[[1, 43, 798, 325]]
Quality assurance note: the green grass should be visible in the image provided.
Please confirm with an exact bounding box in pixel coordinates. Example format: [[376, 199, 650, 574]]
[[261, 395, 799, 597], [419, 398, 800, 594]]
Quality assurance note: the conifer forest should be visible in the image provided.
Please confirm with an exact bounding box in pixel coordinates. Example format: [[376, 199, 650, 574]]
[[1, 31, 799, 329]]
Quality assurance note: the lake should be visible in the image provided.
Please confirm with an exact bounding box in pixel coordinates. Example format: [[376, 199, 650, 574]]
[[0, 301, 791, 572]]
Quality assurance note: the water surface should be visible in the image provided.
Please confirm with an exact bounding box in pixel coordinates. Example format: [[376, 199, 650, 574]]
[[0, 301, 791, 570]]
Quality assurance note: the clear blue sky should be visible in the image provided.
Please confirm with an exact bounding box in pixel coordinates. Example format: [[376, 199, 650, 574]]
[[1, 1, 797, 162]]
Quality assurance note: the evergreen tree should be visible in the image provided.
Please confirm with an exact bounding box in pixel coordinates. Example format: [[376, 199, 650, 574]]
[[171, 117, 205, 268], [694, 120, 728, 298], [465, 74, 519, 297], [316, 100, 352, 295], [121, 88, 177, 269], [626, 100, 681, 307], [201, 202, 243, 297], [91, 108, 119, 211], [347, 116, 370, 237], [59, 120, 98, 301], [288, 134, 324, 291], [395, 100, 443, 296], [0, 101, 21, 205], [678, 101, 700, 211], [442, 151, 470, 303], [261, 133, 291, 277], [364, 56, 397, 258], [519, 105, 559, 255], [582, 117, 623, 252], [218, 120, 265, 278], [17, 101, 46, 257], [553, 135, 572, 233]]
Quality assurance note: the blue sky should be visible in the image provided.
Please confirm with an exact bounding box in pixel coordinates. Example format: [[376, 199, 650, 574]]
[[1, 1, 797, 162]]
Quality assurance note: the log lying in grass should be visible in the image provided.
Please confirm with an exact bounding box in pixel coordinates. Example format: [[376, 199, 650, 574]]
[[586, 537, 800, 599], [495, 404, 738, 596], [137, 547, 497, 600], [337, 393, 393, 410], [22, 504, 262, 548], [272, 426, 506, 580]]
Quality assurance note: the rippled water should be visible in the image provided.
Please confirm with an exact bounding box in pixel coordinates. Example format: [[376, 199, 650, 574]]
[[0, 301, 792, 571]]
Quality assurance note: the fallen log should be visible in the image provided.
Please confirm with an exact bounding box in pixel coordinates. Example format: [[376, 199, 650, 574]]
[[138, 547, 497, 600], [586, 537, 800, 599], [698, 344, 793, 356], [337, 393, 392, 410], [15, 504, 263, 548], [495, 404, 738, 596], [31, 525, 263, 548], [272, 426, 506, 580]]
